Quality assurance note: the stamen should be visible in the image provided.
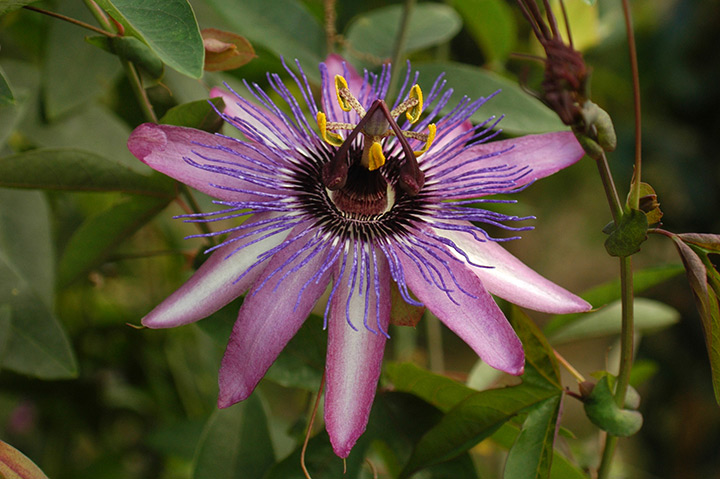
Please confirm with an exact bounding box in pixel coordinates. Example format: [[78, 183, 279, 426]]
[[367, 142, 386, 171], [317, 112, 344, 147]]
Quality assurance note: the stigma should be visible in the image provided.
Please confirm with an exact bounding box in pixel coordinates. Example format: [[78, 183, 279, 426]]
[[318, 75, 436, 196]]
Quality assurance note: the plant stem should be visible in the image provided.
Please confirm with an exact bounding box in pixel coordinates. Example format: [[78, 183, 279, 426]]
[[23, 5, 114, 37], [622, 0, 642, 210], [594, 151, 623, 223], [597, 1, 643, 475], [82, 0, 113, 31], [389, 0, 416, 98]]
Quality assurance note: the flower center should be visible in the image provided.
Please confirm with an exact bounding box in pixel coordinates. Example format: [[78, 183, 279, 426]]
[[328, 164, 394, 218], [317, 75, 436, 196]]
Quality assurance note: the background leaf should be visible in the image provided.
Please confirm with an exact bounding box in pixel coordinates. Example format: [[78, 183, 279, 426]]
[[42, 1, 120, 119], [414, 62, 566, 135], [451, 0, 516, 66], [96, 0, 204, 78], [206, 0, 324, 81], [0, 189, 76, 378], [503, 394, 562, 479], [0, 0, 41, 16], [0, 148, 174, 196], [385, 362, 476, 412], [192, 393, 274, 479], [399, 384, 559, 477], [543, 264, 684, 335], [344, 4, 462, 66], [548, 298, 681, 344], [0, 66, 14, 105], [57, 195, 173, 287]]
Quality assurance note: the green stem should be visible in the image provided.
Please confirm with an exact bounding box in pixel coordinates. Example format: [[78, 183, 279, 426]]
[[594, 151, 623, 223], [425, 314, 445, 374], [388, 0, 417, 98], [23, 5, 114, 37], [622, 0, 642, 210], [82, 0, 113, 31], [597, 434, 619, 479], [120, 60, 158, 123]]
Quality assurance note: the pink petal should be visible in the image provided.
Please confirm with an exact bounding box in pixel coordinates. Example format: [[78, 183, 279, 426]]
[[128, 123, 278, 201], [210, 87, 295, 148], [429, 131, 585, 199], [142, 213, 291, 328], [320, 54, 364, 123], [395, 234, 524, 375], [324, 250, 391, 458], [217, 227, 334, 407], [436, 225, 592, 314]]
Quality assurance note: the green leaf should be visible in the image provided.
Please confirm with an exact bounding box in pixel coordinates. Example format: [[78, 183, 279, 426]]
[[583, 376, 642, 437], [604, 208, 649, 257], [0, 66, 14, 105], [58, 195, 173, 287], [544, 264, 684, 335], [0, 148, 174, 196], [414, 62, 566, 135], [192, 394, 274, 479], [96, 0, 204, 78], [450, 0, 516, 65], [264, 314, 326, 390], [43, 1, 121, 119], [510, 307, 561, 390], [0, 0, 41, 16], [677, 233, 720, 253], [206, 0, 324, 81], [549, 298, 680, 344], [85, 35, 164, 81], [671, 237, 720, 404], [0, 439, 49, 479], [503, 394, 562, 479], [385, 362, 476, 413], [0, 190, 77, 379], [345, 4, 462, 62], [0, 305, 11, 360], [160, 97, 225, 132], [399, 384, 560, 477], [491, 423, 587, 479]]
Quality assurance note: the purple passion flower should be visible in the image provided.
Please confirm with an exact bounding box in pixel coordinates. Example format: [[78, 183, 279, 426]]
[[127, 55, 591, 458]]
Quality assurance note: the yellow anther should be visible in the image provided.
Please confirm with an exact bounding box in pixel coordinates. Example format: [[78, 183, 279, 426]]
[[334, 75, 352, 112], [317, 112, 344, 147], [367, 142, 386, 171], [406, 84, 423, 124], [414, 123, 436, 157]]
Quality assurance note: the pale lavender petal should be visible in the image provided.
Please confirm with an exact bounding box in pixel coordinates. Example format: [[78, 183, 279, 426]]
[[395, 235, 524, 375], [142, 213, 290, 328], [210, 87, 295, 148], [217, 228, 334, 407], [128, 123, 279, 201], [324, 250, 391, 458], [429, 131, 585, 199], [431, 224, 592, 314]]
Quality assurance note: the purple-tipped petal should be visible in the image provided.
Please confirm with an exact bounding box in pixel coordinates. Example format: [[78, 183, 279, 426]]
[[142, 213, 290, 328], [324, 251, 391, 458], [434, 225, 592, 314], [436, 131, 585, 199], [217, 227, 334, 408], [128, 123, 279, 201], [396, 235, 524, 375], [210, 87, 295, 148]]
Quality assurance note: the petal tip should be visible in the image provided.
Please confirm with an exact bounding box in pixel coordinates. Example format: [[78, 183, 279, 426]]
[[128, 123, 167, 162]]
